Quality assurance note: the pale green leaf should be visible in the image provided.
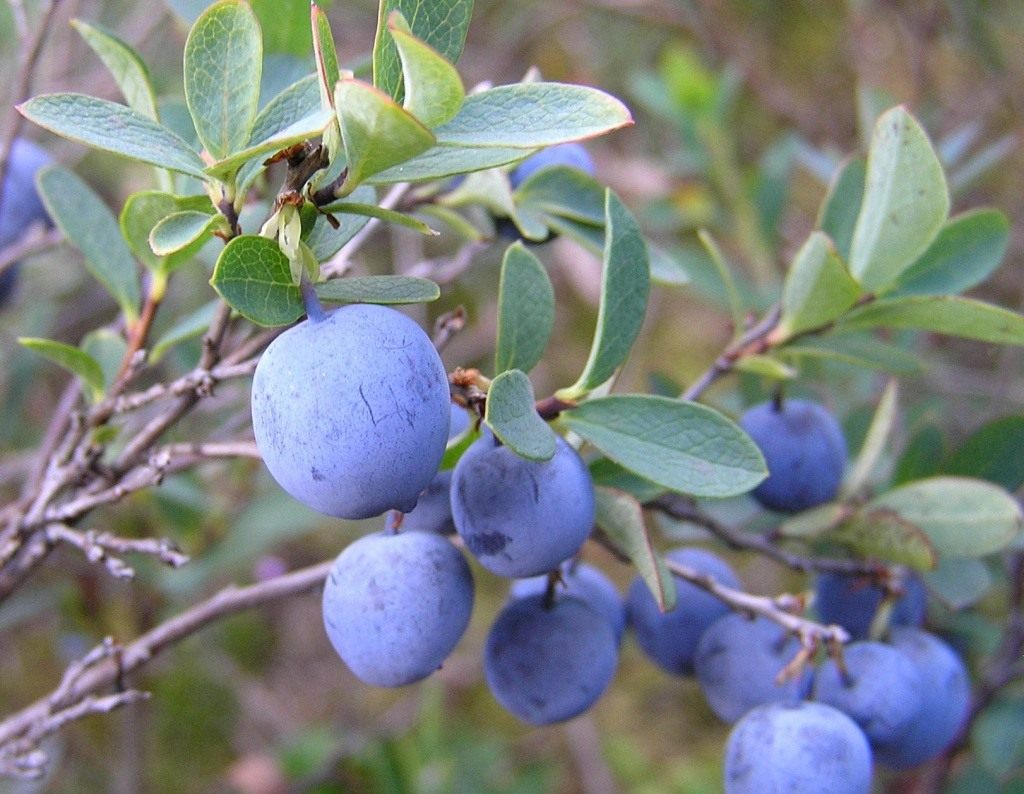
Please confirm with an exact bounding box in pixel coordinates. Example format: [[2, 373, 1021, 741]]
[[842, 379, 898, 498], [923, 557, 992, 610], [18, 94, 206, 178], [778, 231, 861, 337], [302, 185, 376, 260], [848, 107, 950, 290], [37, 165, 140, 322], [19, 337, 105, 402], [252, 0, 314, 56], [563, 395, 767, 498], [560, 191, 649, 399], [891, 209, 1010, 297], [369, 144, 534, 184], [594, 486, 676, 611], [495, 242, 554, 374], [817, 156, 865, 262], [780, 334, 924, 375], [514, 165, 605, 225], [483, 369, 556, 461], [776, 503, 848, 539], [864, 476, 1022, 558], [71, 20, 159, 121], [81, 328, 128, 392], [836, 296, 1024, 345], [119, 191, 214, 271], [210, 235, 302, 326], [829, 509, 937, 571], [388, 12, 464, 128], [733, 354, 796, 380], [373, 0, 473, 100], [318, 200, 437, 235], [314, 275, 440, 305], [334, 78, 435, 189], [150, 211, 221, 256], [184, 0, 262, 160], [589, 459, 666, 504], [311, 2, 339, 108], [204, 108, 333, 179], [434, 82, 632, 148]]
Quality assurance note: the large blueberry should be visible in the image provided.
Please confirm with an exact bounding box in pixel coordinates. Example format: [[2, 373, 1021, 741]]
[[451, 431, 595, 578], [815, 571, 927, 640], [385, 469, 456, 535], [321, 530, 474, 687], [485, 594, 617, 725], [0, 138, 53, 307], [251, 304, 451, 519], [626, 547, 741, 675], [509, 142, 596, 189], [724, 701, 872, 793], [814, 640, 924, 748], [739, 399, 847, 513], [510, 561, 626, 642], [874, 628, 970, 769], [695, 613, 813, 723]]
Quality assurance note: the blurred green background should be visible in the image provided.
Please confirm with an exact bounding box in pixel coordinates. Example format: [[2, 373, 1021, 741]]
[[1, 1, 1023, 791]]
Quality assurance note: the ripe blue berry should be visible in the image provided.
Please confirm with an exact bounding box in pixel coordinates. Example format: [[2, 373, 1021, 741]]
[[510, 561, 626, 642]]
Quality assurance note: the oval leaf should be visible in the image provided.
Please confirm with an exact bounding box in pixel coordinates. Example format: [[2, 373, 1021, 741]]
[[594, 486, 677, 611], [388, 12, 464, 128], [816, 155, 865, 262], [210, 235, 302, 327], [71, 20, 159, 121], [19, 337, 105, 402], [514, 165, 606, 226], [314, 275, 439, 305], [435, 82, 632, 148], [37, 165, 141, 322], [779, 231, 861, 337], [563, 395, 768, 498], [317, 201, 437, 235], [848, 107, 950, 290], [828, 509, 937, 571], [947, 415, 1024, 492], [369, 144, 535, 184], [865, 476, 1023, 558], [311, 2, 339, 108], [184, 0, 263, 160], [120, 190, 214, 271], [495, 243, 554, 375], [18, 94, 206, 178], [923, 557, 992, 611], [484, 369, 556, 461], [559, 191, 649, 399], [204, 108, 334, 179], [150, 210, 220, 256], [836, 295, 1024, 345]]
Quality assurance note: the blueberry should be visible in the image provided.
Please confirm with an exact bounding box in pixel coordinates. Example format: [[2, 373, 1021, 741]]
[[449, 403, 471, 439], [484, 594, 617, 725], [813, 640, 924, 747], [251, 303, 451, 519], [626, 547, 741, 675], [874, 628, 970, 769], [509, 142, 596, 189], [0, 138, 53, 307], [321, 530, 474, 687], [815, 572, 927, 640], [510, 561, 626, 642], [384, 469, 456, 535], [695, 613, 813, 723], [724, 701, 872, 793], [739, 399, 847, 513], [451, 430, 595, 578]]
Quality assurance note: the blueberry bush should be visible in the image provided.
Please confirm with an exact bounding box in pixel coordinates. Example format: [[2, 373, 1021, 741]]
[[1, 1, 1023, 791]]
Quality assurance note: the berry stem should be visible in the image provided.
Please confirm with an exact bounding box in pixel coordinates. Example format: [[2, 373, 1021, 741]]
[[300, 278, 326, 323]]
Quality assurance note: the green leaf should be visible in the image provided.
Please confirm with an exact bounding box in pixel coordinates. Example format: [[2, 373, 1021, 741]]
[[864, 476, 1022, 558], [334, 78, 435, 189], [892, 423, 944, 485], [120, 191, 214, 271], [829, 509, 936, 571], [483, 369, 556, 461], [210, 235, 302, 326], [842, 379, 898, 497], [514, 165, 605, 226], [559, 191, 649, 399], [373, 0, 473, 101], [82, 328, 129, 393], [71, 20, 159, 121], [150, 211, 221, 256], [816, 156, 865, 262], [589, 459, 666, 504], [848, 107, 950, 290], [18, 94, 207, 178], [151, 299, 220, 362], [434, 83, 632, 148], [302, 185, 376, 260], [924, 557, 992, 611], [732, 354, 796, 380], [368, 144, 533, 184], [204, 108, 333, 179], [314, 275, 439, 305], [697, 229, 745, 341], [780, 334, 924, 375], [594, 486, 676, 611], [778, 231, 861, 337], [563, 395, 767, 498], [947, 415, 1024, 492], [37, 165, 140, 322], [252, 0, 314, 56], [494, 243, 554, 375], [19, 337, 105, 402], [777, 503, 848, 540], [836, 296, 1024, 345], [318, 201, 436, 235], [311, 2, 339, 108], [972, 700, 1024, 782], [183, 0, 263, 161], [388, 12, 464, 128], [237, 74, 322, 191], [891, 209, 1010, 297]]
